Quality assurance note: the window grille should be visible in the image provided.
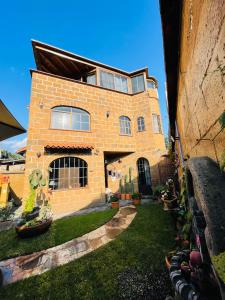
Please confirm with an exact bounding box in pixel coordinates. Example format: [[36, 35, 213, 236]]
[[49, 157, 88, 190]]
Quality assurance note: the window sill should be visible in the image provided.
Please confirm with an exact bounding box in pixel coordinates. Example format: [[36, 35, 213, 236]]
[[119, 134, 133, 137], [49, 128, 92, 133], [137, 129, 146, 132], [49, 186, 89, 192]]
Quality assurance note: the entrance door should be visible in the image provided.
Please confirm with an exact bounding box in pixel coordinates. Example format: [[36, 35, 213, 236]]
[[137, 158, 152, 195]]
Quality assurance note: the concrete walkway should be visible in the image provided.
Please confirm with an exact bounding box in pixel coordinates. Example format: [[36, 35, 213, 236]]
[[0, 205, 137, 286]]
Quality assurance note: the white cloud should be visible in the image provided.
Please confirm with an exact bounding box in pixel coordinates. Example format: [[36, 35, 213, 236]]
[[0, 136, 27, 152]]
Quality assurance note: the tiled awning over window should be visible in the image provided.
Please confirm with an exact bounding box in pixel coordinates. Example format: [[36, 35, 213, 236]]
[[44, 142, 94, 151]]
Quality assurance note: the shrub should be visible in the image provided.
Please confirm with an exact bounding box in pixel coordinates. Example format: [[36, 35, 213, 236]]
[[110, 194, 120, 202], [132, 193, 141, 200]]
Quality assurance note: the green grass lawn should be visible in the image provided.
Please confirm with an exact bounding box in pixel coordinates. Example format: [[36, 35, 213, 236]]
[[0, 208, 117, 261], [0, 204, 176, 300]]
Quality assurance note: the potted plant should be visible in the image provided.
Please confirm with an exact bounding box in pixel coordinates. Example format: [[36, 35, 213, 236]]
[[120, 178, 126, 200], [161, 179, 178, 210], [132, 192, 141, 205], [110, 194, 120, 209], [153, 185, 165, 201], [16, 169, 53, 238], [124, 175, 131, 200]]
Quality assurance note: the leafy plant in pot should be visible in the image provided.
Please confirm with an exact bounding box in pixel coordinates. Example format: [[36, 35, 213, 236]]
[[132, 193, 141, 205], [110, 194, 120, 209], [161, 179, 178, 210], [16, 169, 53, 238]]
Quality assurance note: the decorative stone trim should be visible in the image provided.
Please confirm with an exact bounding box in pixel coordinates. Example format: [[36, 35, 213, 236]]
[[0, 205, 136, 286]]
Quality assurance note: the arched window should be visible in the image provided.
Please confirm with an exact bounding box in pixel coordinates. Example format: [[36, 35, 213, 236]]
[[49, 157, 88, 190], [51, 106, 90, 131], [119, 116, 131, 135], [137, 116, 145, 131]]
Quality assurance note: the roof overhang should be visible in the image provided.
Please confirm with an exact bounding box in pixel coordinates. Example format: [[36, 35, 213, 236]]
[[31, 40, 158, 84], [0, 100, 26, 141], [159, 0, 183, 137]]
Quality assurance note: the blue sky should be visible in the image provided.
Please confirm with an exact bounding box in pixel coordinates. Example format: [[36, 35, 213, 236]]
[[0, 0, 168, 152]]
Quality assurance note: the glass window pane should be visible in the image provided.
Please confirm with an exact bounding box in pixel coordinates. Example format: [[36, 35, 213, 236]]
[[72, 121, 81, 130], [51, 111, 63, 129], [147, 81, 155, 89], [120, 116, 131, 135], [73, 113, 80, 122], [52, 107, 90, 131], [132, 75, 145, 93], [81, 122, 90, 131], [100, 71, 114, 89], [61, 113, 71, 129], [53, 106, 71, 112], [87, 73, 96, 85], [152, 114, 161, 133], [81, 114, 89, 122]]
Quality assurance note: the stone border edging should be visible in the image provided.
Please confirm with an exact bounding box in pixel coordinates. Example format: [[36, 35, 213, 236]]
[[0, 205, 137, 286]]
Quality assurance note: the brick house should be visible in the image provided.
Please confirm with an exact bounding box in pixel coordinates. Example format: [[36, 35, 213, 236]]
[[24, 40, 166, 215]]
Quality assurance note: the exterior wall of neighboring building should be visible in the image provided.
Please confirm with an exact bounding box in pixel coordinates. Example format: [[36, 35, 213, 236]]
[[24, 71, 166, 215], [175, 1, 225, 169], [0, 171, 25, 200]]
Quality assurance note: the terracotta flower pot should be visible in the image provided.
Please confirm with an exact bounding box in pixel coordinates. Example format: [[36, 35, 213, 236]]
[[111, 202, 119, 209], [121, 194, 126, 200], [125, 194, 131, 200], [132, 199, 141, 205]]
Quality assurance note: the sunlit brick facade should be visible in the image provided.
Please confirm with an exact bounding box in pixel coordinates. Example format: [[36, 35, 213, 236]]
[[24, 41, 166, 215]]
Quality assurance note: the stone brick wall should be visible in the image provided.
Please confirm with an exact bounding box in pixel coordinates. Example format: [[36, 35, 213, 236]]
[[25, 71, 166, 214], [175, 0, 225, 168]]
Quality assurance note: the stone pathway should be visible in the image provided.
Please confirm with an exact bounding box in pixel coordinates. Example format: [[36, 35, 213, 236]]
[[0, 205, 136, 286]]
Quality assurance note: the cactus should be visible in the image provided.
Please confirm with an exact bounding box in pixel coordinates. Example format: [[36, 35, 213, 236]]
[[119, 178, 123, 194], [124, 175, 129, 193], [129, 167, 133, 183], [130, 180, 134, 194]]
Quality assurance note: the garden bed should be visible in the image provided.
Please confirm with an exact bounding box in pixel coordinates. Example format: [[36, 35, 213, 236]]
[[0, 204, 176, 299], [0, 208, 117, 261]]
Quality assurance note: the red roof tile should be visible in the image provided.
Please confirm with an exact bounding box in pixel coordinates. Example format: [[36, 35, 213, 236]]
[[44, 142, 94, 150], [16, 146, 27, 154]]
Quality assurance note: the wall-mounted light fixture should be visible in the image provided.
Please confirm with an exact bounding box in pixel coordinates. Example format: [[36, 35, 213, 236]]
[[39, 101, 44, 109], [106, 111, 110, 118], [36, 152, 41, 158]]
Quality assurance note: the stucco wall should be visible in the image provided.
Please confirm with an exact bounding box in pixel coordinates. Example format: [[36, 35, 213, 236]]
[[175, 0, 225, 167], [0, 171, 25, 200], [24, 71, 166, 214]]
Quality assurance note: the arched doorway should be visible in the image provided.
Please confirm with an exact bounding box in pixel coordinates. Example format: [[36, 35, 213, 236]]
[[137, 158, 152, 195]]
